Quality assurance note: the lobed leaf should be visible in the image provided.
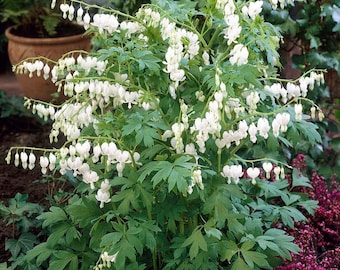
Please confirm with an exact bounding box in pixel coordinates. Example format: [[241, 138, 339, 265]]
[[292, 169, 313, 188], [182, 229, 208, 260]]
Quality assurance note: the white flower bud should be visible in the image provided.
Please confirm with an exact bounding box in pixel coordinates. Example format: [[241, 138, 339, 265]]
[[247, 167, 260, 184], [83, 12, 91, 30], [133, 152, 141, 164], [77, 6, 84, 23], [49, 153, 57, 171], [262, 162, 273, 179], [14, 153, 20, 167], [318, 110, 324, 121], [100, 179, 111, 192], [60, 3, 70, 19], [247, 1, 263, 20], [95, 189, 111, 208], [274, 166, 281, 180], [215, 138, 225, 149], [60, 147, 69, 159], [5, 151, 11, 165], [69, 145, 76, 157], [310, 107, 316, 119], [51, 0, 56, 9], [35, 61, 44, 77], [101, 251, 118, 263], [28, 152, 36, 170], [92, 145, 102, 163], [280, 167, 285, 179], [116, 162, 125, 177], [202, 51, 210, 65], [230, 165, 243, 184], [40, 156, 49, 174], [20, 152, 28, 169], [83, 170, 99, 189], [257, 118, 270, 139], [248, 123, 257, 143], [230, 44, 249, 66], [68, 4, 75, 21], [294, 104, 303, 122]]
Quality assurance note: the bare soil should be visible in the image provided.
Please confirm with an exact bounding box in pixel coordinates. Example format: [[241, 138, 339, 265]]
[[10, 22, 86, 39], [0, 116, 50, 262]]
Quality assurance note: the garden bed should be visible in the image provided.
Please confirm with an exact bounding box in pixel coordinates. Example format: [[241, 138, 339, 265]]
[[0, 116, 50, 262]]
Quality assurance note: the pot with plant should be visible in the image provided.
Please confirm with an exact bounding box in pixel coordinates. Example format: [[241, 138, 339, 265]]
[[2, 0, 91, 101]]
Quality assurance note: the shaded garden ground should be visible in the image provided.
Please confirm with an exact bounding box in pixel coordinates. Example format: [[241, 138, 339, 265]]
[[0, 116, 50, 262]]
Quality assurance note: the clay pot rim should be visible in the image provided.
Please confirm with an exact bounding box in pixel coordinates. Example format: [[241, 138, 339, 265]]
[[5, 25, 91, 46]]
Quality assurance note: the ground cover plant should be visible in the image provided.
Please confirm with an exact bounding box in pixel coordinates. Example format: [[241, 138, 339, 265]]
[[3, 0, 329, 269], [277, 154, 340, 269]]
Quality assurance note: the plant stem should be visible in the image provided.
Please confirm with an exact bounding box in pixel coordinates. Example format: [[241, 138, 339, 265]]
[[180, 217, 185, 235], [193, 214, 198, 228], [153, 247, 158, 270], [217, 148, 222, 173]]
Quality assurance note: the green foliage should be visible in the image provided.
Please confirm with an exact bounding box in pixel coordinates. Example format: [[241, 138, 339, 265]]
[[0, 193, 44, 267], [0, 90, 30, 118], [265, 0, 340, 59], [0, 193, 44, 232], [109, 0, 148, 14], [20, 169, 317, 269], [264, 0, 340, 177], [0, 263, 9, 270], [1, 0, 62, 37], [138, 155, 193, 193]]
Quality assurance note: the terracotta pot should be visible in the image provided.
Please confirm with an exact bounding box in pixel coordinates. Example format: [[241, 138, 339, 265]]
[[5, 26, 91, 102]]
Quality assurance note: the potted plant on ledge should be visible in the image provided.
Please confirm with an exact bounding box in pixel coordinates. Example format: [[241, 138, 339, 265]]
[[2, 0, 91, 101]]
